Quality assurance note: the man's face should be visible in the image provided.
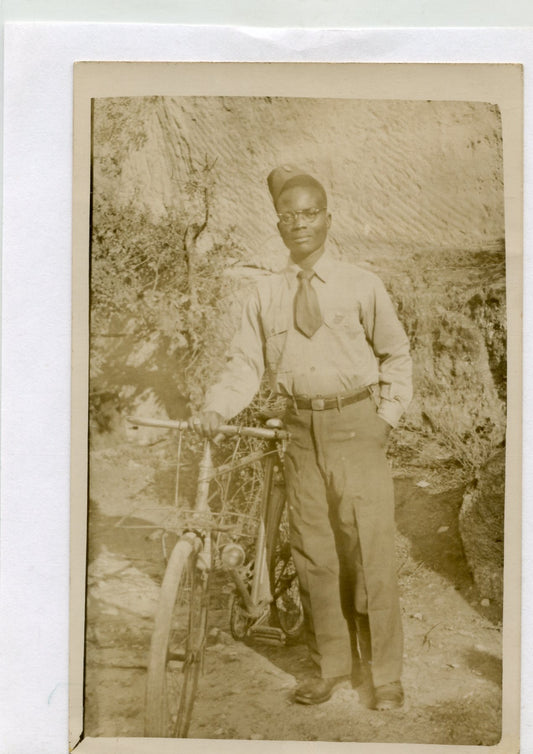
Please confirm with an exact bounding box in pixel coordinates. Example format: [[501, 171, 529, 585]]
[[276, 185, 331, 262]]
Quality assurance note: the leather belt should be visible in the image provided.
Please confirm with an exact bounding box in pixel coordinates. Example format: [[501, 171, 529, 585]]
[[291, 387, 370, 411]]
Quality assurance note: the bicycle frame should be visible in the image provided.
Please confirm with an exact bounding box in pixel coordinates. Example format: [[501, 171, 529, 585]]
[[222, 447, 279, 618], [128, 416, 290, 635], [191, 430, 282, 617]]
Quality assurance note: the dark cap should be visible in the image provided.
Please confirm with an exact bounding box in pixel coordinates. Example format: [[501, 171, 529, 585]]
[[267, 164, 327, 206]]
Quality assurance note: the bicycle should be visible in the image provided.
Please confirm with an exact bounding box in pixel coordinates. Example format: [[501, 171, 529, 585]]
[[126, 415, 304, 738]]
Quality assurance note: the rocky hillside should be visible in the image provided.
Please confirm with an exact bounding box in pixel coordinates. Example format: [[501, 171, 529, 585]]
[[96, 96, 504, 258]]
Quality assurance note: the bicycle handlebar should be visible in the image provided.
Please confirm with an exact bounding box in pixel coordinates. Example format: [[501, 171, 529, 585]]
[[127, 416, 290, 442]]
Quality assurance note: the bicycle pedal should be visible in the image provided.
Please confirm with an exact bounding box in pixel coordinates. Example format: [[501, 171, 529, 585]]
[[248, 625, 286, 645]]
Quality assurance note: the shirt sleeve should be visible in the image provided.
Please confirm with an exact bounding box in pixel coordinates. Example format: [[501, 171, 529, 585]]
[[362, 277, 413, 428], [202, 285, 266, 420]]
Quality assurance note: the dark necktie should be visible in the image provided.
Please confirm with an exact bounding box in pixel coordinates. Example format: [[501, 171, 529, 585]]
[[294, 269, 323, 338]]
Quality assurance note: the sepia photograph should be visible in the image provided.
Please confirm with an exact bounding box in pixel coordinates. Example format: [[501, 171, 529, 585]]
[[70, 62, 522, 752]]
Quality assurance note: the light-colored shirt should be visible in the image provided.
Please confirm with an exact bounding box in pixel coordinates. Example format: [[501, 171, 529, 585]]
[[203, 250, 412, 427]]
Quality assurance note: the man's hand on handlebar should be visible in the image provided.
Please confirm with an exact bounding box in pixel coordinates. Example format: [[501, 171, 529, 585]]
[[189, 411, 225, 438]]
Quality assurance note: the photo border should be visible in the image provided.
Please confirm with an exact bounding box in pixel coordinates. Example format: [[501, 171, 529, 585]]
[[72, 61, 522, 753]]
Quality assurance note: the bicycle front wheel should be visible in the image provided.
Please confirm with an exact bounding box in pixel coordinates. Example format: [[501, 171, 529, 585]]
[[266, 486, 305, 640], [145, 537, 208, 738]]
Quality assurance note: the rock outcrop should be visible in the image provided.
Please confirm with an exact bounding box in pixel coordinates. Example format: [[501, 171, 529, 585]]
[[459, 449, 505, 608], [94, 97, 504, 260]]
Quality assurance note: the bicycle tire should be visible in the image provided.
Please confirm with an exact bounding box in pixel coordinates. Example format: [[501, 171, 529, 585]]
[[266, 486, 305, 639], [144, 537, 208, 738]]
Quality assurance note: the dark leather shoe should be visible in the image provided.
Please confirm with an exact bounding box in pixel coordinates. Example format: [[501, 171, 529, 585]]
[[294, 676, 346, 705], [373, 681, 404, 710]]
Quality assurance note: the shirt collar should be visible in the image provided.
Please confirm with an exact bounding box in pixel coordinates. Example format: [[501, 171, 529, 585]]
[[284, 248, 334, 283]]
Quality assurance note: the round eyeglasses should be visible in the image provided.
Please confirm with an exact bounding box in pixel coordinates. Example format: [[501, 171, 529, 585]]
[[277, 207, 327, 225]]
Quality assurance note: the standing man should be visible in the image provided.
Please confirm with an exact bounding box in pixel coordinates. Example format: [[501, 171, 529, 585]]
[[192, 165, 412, 710]]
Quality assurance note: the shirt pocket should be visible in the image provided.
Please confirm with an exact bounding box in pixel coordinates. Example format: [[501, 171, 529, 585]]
[[323, 308, 361, 339], [264, 325, 289, 372]]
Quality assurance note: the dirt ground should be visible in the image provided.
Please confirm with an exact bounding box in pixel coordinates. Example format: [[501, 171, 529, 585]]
[[83, 439, 502, 746]]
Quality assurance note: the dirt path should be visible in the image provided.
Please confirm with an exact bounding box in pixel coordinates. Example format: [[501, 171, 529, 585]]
[[84, 442, 502, 745]]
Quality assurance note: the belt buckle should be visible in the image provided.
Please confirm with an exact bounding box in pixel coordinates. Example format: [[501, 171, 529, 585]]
[[311, 397, 325, 411]]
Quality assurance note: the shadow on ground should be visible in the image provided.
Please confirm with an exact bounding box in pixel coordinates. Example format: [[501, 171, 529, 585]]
[[393, 477, 502, 625]]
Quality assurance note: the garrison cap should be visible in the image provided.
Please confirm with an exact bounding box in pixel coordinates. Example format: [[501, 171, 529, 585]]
[[267, 164, 327, 206]]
